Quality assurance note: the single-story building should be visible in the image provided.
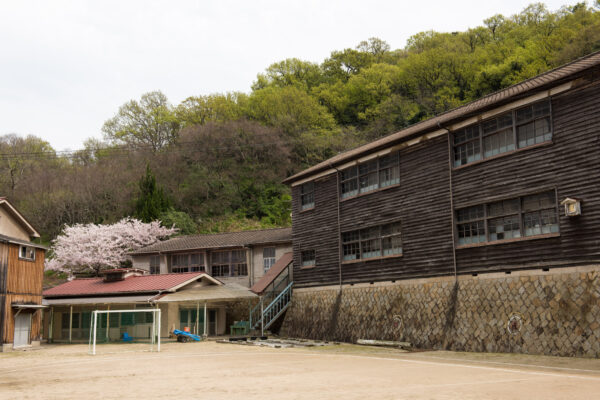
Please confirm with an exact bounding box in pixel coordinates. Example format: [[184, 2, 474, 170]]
[[42, 268, 258, 342]]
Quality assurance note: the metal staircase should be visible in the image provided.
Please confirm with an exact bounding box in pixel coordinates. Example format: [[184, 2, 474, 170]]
[[250, 281, 293, 335], [249, 254, 293, 335]]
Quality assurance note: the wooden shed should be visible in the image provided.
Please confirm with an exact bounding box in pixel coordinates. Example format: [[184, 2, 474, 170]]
[[0, 198, 46, 351]]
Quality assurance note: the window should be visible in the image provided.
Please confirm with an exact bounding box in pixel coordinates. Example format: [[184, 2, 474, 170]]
[[301, 250, 316, 267], [453, 99, 551, 167], [19, 245, 35, 261], [300, 182, 315, 210], [342, 222, 402, 262], [455, 190, 559, 247], [263, 247, 276, 272], [210, 250, 248, 277], [149, 255, 160, 274], [340, 152, 400, 199], [171, 253, 205, 273]]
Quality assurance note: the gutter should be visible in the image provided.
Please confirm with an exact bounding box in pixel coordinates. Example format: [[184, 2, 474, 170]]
[[438, 121, 458, 282]]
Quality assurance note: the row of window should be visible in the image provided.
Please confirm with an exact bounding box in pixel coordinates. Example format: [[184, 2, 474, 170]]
[[299, 99, 553, 211], [453, 99, 552, 167], [456, 191, 559, 246], [298, 190, 561, 268], [151, 247, 278, 277]]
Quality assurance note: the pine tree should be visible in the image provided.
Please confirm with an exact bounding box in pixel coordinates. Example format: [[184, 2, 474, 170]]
[[134, 165, 171, 222]]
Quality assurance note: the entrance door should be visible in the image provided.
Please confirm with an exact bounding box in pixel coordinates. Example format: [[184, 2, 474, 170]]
[[209, 310, 217, 336], [14, 313, 31, 348]]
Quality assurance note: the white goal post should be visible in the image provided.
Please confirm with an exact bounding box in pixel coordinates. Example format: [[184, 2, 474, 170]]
[[88, 309, 161, 355]]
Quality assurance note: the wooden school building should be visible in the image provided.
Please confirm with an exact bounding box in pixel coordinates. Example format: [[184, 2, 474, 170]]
[[280, 51, 600, 357]]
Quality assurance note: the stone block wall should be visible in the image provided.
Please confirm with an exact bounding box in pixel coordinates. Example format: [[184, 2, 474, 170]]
[[280, 265, 600, 357]]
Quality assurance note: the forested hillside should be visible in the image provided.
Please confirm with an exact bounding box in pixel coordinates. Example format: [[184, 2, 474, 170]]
[[2, 2, 599, 242]]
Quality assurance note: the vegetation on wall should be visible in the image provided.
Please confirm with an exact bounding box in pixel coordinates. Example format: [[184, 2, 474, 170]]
[[0, 2, 598, 242]]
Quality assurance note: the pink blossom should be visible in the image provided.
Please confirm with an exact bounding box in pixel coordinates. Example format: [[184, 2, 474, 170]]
[[46, 218, 177, 274]]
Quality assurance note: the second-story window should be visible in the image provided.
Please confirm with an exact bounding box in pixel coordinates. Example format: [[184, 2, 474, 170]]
[[149, 255, 160, 274], [340, 152, 400, 199], [453, 99, 552, 167], [342, 222, 402, 262], [19, 245, 35, 261], [211, 250, 248, 277], [300, 182, 315, 210], [263, 247, 276, 272], [171, 253, 205, 273]]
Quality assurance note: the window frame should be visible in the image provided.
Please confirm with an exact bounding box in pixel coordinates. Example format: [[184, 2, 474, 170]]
[[452, 99, 553, 168], [455, 189, 560, 248], [341, 221, 402, 263], [210, 249, 248, 277], [300, 250, 316, 268], [171, 252, 205, 273], [300, 181, 315, 211], [149, 255, 161, 274], [339, 152, 400, 200], [263, 247, 276, 272], [19, 245, 35, 261]]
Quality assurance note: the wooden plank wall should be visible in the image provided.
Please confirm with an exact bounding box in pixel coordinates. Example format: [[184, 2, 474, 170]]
[[2, 246, 45, 344], [292, 135, 455, 287], [452, 73, 600, 273], [0, 243, 7, 344], [291, 67, 600, 288]]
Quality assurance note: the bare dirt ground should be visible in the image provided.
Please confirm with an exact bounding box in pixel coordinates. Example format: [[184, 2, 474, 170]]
[[1, 341, 600, 399]]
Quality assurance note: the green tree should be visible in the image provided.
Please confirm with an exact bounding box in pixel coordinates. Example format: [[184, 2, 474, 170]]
[[134, 165, 171, 222], [102, 91, 179, 152], [159, 209, 198, 235]]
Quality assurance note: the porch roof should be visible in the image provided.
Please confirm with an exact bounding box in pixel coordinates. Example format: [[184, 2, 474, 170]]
[[43, 295, 157, 306], [155, 283, 257, 304]]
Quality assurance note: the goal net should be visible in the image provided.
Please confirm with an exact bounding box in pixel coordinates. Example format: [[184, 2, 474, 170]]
[[88, 309, 161, 355]]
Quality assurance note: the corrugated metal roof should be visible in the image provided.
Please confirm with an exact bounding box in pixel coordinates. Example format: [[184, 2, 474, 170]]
[[130, 227, 292, 255], [43, 272, 204, 298], [155, 283, 257, 303], [250, 252, 292, 295], [283, 50, 600, 184]]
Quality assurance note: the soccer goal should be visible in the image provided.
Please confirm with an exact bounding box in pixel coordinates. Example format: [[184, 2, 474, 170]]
[[88, 309, 161, 355]]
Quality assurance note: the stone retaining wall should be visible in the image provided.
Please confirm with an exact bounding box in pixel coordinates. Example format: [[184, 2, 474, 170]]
[[280, 266, 600, 357]]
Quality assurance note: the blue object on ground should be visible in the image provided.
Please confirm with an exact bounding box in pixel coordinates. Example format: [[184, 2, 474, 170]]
[[173, 329, 202, 342], [122, 332, 133, 342]]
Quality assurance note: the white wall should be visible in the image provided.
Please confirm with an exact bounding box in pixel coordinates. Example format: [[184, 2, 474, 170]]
[[251, 244, 292, 283], [0, 207, 31, 241]]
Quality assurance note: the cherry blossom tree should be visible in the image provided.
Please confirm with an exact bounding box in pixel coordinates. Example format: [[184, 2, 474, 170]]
[[46, 218, 177, 275]]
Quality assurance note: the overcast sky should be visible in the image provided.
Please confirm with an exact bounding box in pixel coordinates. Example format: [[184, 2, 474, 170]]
[[0, 0, 571, 151]]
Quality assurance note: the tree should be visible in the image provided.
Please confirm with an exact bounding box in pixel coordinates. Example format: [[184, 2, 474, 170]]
[[134, 165, 171, 223], [45, 218, 177, 275], [102, 91, 179, 151], [159, 209, 198, 235]]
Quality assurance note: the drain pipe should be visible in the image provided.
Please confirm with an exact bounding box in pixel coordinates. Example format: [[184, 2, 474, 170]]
[[328, 161, 343, 291], [438, 122, 458, 282]]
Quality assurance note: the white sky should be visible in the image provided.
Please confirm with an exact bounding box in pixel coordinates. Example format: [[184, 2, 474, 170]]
[[0, 0, 572, 151]]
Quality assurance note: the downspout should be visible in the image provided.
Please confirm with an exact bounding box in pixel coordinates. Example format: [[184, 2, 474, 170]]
[[438, 122, 458, 282], [328, 161, 343, 291]]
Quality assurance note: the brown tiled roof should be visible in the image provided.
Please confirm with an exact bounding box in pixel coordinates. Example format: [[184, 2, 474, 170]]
[[250, 252, 293, 295], [130, 227, 292, 255], [43, 272, 204, 298], [283, 50, 600, 184]]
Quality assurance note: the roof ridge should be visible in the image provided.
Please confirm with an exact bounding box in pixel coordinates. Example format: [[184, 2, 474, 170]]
[[284, 50, 600, 184]]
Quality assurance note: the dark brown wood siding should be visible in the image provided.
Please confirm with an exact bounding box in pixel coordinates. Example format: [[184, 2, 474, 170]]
[[452, 78, 600, 273], [292, 135, 454, 288], [291, 69, 600, 288]]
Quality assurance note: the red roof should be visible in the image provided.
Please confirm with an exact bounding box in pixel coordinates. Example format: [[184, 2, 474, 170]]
[[251, 252, 293, 295], [43, 272, 204, 298]]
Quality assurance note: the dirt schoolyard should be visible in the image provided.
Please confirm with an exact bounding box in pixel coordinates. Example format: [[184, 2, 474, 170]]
[[1, 341, 600, 399]]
